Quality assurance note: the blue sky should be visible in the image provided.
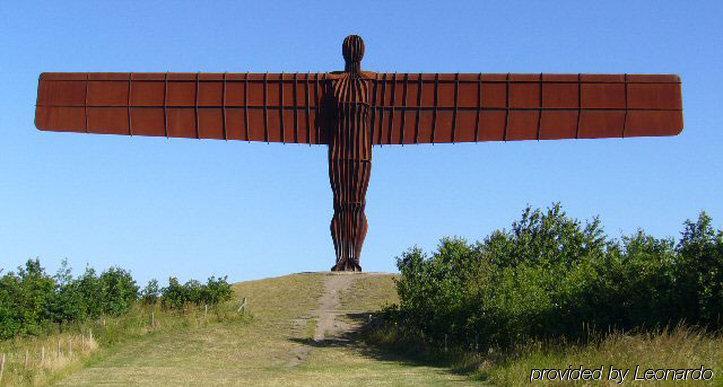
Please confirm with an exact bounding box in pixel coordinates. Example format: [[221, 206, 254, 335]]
[[1, 1, 721, 285]]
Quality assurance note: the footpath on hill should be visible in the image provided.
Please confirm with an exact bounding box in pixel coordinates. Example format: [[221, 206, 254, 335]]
[[57, 272, 478, 386]]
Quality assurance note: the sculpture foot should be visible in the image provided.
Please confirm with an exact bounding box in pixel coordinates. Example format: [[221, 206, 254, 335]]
[[330, 261, 362, 272]]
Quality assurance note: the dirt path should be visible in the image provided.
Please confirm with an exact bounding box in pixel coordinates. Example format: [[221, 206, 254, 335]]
[[313, 273, 357, 342], [286, 273, 357, 367]]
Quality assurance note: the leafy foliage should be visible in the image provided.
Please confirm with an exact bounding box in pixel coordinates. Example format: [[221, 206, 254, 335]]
[[140, 278, 160, 305], [390, 204, 722, 350], [0, 259, 139, 339], [158, 276, 233, 310], [0, 259, 235, 339]]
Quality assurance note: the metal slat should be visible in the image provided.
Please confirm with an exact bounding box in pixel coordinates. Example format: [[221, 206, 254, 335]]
[[221, 72, 227, 140], [415, 73, 422, 144], [163, 73, 169, 138], [292, 72, 298, 143], [127, 73, 133, 136], [622, 73, 629, 138], [369, 75, 379, 145], [503, 73, 510, 141], [316, 73, 322, 144], [387, 72, 397, 145], [84, 73, 89, 133], [263, 72, 269, 143], [305, 72, 311, 145], [195, 72, 200, 139], [244, 72, 250, 142], [536, 73, 543, 140], [377, 73, 387, 145], [431, 73, 439, 143], [575, 73, 582, 139], [280, 72, 285, 143], [452, 73, 459, 143], [474, 73, 481, 141], [400, 73, 408, 144]]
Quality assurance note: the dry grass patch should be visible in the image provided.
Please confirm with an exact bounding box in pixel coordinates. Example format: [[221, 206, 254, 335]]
[[476, 326, 723, 385], [0, 331, 97, 385]]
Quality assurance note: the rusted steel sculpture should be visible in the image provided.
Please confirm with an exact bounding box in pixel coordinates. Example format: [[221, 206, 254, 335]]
[[35, 35, 684, 271]]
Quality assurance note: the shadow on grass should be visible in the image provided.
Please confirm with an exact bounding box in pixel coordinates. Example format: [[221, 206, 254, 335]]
[[288, 312, 484, 381]]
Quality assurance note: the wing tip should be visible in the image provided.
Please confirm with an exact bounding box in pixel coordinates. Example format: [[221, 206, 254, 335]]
[[673, 115, 685, 136], [38, 72, 61, 81], [34, 120, 51, 132], [34, 107, 49, 132]]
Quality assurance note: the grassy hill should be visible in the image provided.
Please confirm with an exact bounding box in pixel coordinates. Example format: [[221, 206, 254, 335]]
[[4, 271, 719, 385], [54, 273, 478, 386]]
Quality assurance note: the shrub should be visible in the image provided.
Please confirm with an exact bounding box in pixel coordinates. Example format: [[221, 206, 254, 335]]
[[161, 277, 187, 310], [160, 276, 233, 310], [390, 204, 722, 351], [202, 276, 234, 305], [676, 213, 723, 327], [0, 261, 138, 339], [98, 267, 139, 316], [1, 260, 237, 340], [140, 279, 161, 305], [0, 259, 56, 338]]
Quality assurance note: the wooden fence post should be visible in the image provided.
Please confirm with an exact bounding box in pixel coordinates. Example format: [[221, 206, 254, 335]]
[[25, 349, 29, 369], [0, 353, 6, 382], [237, 297, 247, 313]]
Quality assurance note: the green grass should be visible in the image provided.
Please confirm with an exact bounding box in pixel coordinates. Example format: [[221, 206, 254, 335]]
[[0, 300, 247, 385], [47, 273, 474, 386], [338, 273, 399, 312]]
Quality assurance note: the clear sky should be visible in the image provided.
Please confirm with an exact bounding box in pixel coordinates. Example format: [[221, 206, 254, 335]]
[[1, 1, 721, 285]]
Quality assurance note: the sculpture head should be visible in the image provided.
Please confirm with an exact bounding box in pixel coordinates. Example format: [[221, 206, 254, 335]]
[[342, 35, 365, 73]]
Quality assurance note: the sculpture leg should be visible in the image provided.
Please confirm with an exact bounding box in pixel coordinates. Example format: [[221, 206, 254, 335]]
[[353, 210, 368, 263], [329, 159, 370, 271]]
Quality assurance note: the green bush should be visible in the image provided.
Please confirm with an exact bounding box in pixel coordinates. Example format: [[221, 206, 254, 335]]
[[159, 276, 233, 310], [0, 259, 237, 339], [160, 277, 188, 310], [202, 276, 234, 305], [0, 259, 56, 338], [390, 204, 722, 351], [98, 267, 139, 316], [140, 279, 161, 305], [0, 260, 141, 339]]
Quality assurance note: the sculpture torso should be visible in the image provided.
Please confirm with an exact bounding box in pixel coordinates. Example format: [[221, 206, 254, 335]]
[[329, 73, 371, 161]]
